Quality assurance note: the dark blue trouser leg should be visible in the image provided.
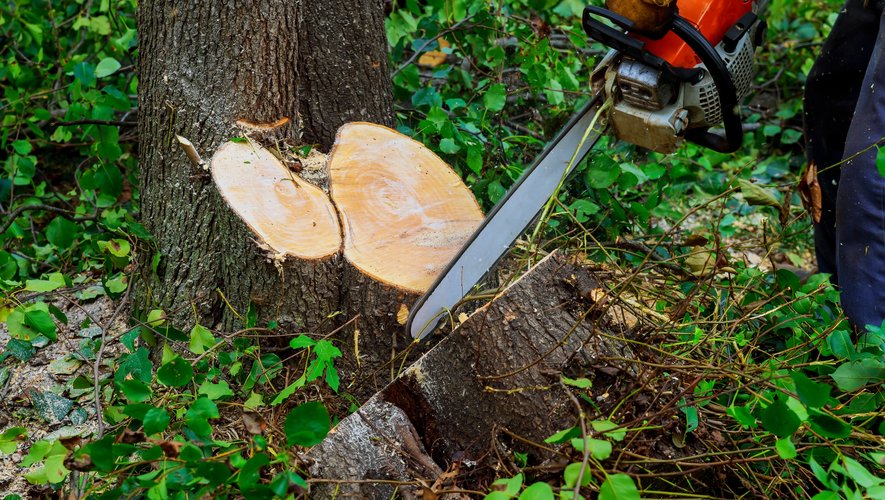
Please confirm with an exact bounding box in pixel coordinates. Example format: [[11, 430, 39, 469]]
[[806, 0, 881, 282], [805, 0, 885, 330], [835, 8, 885, 330]]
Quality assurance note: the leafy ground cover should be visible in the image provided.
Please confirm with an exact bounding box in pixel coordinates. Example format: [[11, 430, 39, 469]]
[[1, 0, 883, 498]]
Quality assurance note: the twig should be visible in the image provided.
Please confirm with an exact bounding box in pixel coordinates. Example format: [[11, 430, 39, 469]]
[[505, 120, 544, 140], [391, 14, 475, 77], [560, 380, 592, 499], [176, 135, 206, 170], [0, 204, 96, 235], [93, 279, 133, 438]]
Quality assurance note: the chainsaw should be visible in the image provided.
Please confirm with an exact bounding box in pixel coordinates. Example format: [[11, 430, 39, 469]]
[[407, 0, 768, 339]]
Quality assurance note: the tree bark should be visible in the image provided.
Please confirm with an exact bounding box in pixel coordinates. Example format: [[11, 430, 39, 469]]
[[306, 252, 640, 492], [137, 0, 394, 327]]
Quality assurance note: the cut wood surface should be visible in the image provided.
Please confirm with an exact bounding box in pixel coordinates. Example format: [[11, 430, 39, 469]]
[[210, 140, 341, 260], [209, 128, 484, 393], [329, 122, 484, 293]]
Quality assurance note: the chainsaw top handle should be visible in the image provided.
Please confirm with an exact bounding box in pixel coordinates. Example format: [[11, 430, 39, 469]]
[[583, 6, 744, 153]]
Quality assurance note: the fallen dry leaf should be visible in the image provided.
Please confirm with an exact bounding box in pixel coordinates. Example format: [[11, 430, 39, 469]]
[[243, 412, 267, 435], [799, 161, 822, 223], [418, 39, 450, 68], [158, 440, 184, 458]]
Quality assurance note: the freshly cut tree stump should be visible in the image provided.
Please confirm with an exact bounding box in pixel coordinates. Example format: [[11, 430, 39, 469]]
[[305, 252, 638, 495], [329, 123, 484, 388], [210, 126, 483, 389], [210, 140, 342, 330]]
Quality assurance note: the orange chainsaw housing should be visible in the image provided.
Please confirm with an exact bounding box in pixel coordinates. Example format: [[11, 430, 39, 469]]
[[639, 0, 753, 68]]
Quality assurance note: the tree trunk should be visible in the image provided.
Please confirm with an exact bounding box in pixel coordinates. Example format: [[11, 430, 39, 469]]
[[137, 0, 395, 327], [306, 252, 641, 495], [207, 126, 483, 393]]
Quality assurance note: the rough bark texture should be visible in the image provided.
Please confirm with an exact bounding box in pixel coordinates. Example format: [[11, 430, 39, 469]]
[[138, 0, 394, 327], [296, 3, 396, 147], [307, 252, 639, 493], [215, 215, 342, 331], [307, 399, 442, 499], [341, 264, 422, 395]]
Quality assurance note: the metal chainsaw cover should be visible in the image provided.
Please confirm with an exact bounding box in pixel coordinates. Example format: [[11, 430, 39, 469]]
[[586, 0, 766, 153]]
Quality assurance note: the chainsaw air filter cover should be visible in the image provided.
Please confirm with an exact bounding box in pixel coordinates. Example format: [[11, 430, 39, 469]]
[[586, 0, 765, 153]]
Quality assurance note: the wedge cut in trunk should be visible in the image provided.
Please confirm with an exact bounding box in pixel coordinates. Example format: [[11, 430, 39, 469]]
[[208, 139, 342, 335], [329, 122, 484, 293], [328, 123, 484, 391], [209, 126, 484, 395]]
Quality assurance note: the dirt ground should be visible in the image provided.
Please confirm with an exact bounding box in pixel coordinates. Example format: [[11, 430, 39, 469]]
[[0, 294, 126, 498]]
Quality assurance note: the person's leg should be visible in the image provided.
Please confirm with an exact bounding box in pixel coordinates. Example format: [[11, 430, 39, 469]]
[[805, 0, 881, 282], [835, 4, 885, 330]]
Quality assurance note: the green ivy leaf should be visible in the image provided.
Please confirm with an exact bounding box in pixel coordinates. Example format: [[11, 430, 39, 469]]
[[271, 375, 307, 406], [24, 309, 57, 340], [119, 379, 151, 403], [23, 440, 69, 484], [484, 83, 507, 112], [115, 347, 153, 385], [0, 427, 27, 454], [198, 380, 235, 400], [440, 137, 460, 154], [830, 359, 885, 391], [289, 334, 316, 349], [827, 330, 855, 359], [590, 420, 626, 441], [842, 456, 882, 488], [809, 413, 852, 439], [244, 391, 264, 411], [157, 357, 194, 387], [72, 61, 96, 87], [489, 474, 523, 498], [189, 324, 216, 354], [563, 462, 593, 488], [238, 453, 270, 489], [143, 407, 170, 435], [186, 397, 219, 438], [518, 482, 554, 500], [570, 437, 612, 460], [585, 155, 620, 189], [11, 140, 32, 155], [775, 437, 797, 459], [757, 394, 802, 438], [790, 371, 831, 409], [561, 375, 591, 389], [544, 426, 580, 444], [599, 474, 640, 500], [95, 57, 121, 78], [24, 272, 66, 292], [285, 402, 330, 447]]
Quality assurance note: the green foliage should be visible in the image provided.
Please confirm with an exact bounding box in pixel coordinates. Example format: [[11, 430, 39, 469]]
[[2, 0, 881, 498], [0, 311, 340, 497]]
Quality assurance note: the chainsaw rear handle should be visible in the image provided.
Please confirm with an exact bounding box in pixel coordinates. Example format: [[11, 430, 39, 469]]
[[670, 16, 743, 153], [583, 6, 744, 153]]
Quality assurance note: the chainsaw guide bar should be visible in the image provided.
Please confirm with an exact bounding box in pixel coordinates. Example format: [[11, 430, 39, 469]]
[[406, 96, 607, 339]]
